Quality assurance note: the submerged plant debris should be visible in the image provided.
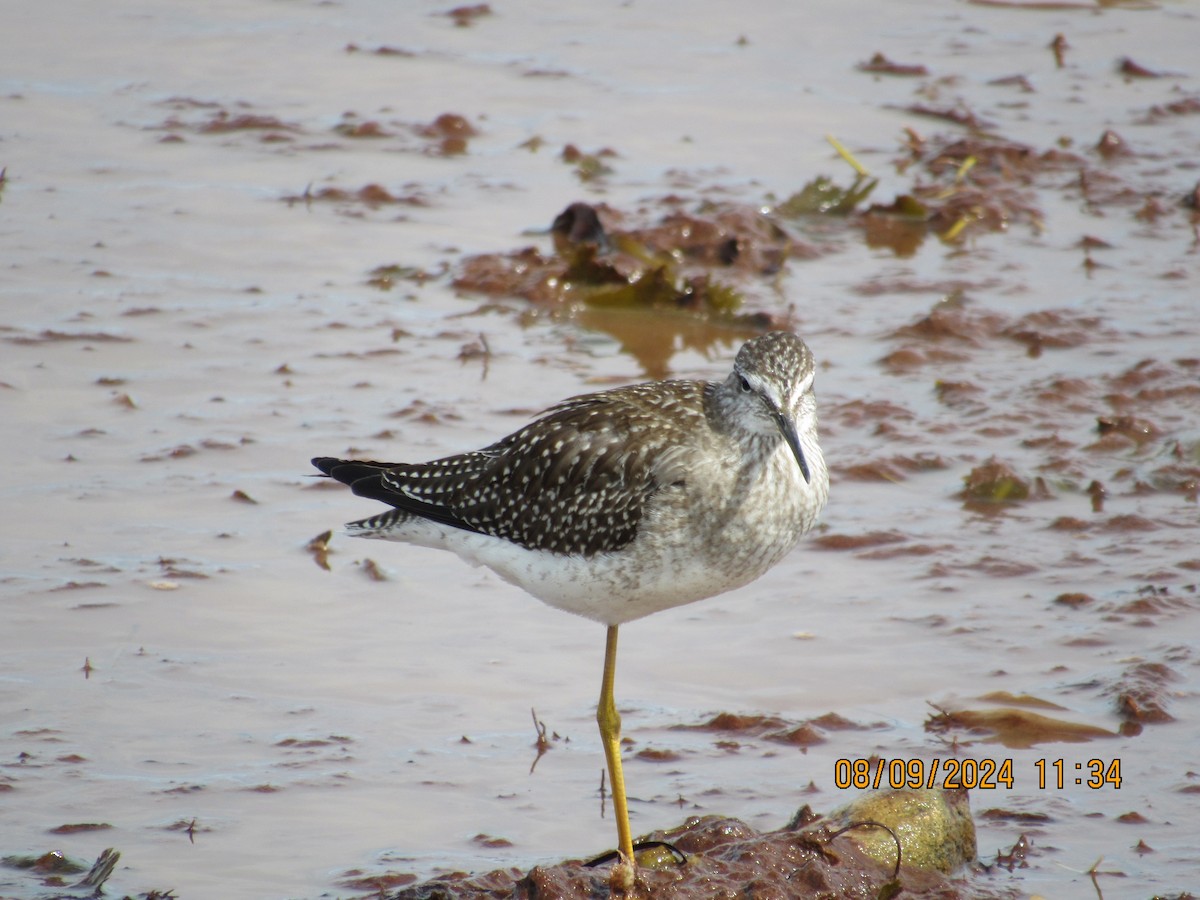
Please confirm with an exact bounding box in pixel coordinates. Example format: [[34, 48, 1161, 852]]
[[451, 199, 818, 336]]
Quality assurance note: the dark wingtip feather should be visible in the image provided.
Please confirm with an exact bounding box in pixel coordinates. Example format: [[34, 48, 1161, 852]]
[[311, 457, 413, 509], [312, 456, 339, 475]]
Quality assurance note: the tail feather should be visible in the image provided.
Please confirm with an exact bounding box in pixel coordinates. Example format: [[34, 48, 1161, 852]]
[[313, 454, 485, 538], [345, 507, 411, 536], [312, 457, 402, 505], [312, 456, 397, 482]]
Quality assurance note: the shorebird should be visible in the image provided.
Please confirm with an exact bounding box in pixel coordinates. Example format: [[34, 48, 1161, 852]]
[[312, 330, 828, 863]]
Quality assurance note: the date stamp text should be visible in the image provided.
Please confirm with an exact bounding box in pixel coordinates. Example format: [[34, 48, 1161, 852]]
[[833, 757, 1122, 790]]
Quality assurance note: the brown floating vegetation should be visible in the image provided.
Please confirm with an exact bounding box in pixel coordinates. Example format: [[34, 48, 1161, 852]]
[[284, 182, 429, 210], [1118, 57, 1169, 79], [150, 99, 301, 143], [442, 3, 492, 27], [417, 112, 478, 155], [847, 126, 1112, 256], [925, 704, 1117, 749], [775, 174, 877, 217], [48, 823, 113, 835], [1095, 129, 1131, 159], [333, 116, 392, 138], [358, 558, 388, 581], [197, 111, 296, 134], [903, 102, 994, 131], [451, 199, 825, 374], [561, 144, 617, 182], [813, 530, 908, 551], [4, 329, 134, 345], [857, 52, 929, 77], [1, 848, 127, 895], [306, 529, 332, 571], [1112, 656, 1180, 728], [960, 458, 1032, 505], [366, 262, 447, 289], [1049, 33, 1069, 68], [1054, 591, 1094, 607], [451, 196, 831, 347], [673, 710, 878, 749], [1138, 95, 1200, 123], [344, 43, 417, 57], [876, 132, 1083, 250]]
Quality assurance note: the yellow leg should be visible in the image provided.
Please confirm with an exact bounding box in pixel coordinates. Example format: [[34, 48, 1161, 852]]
[[598, 624, 635, 862]]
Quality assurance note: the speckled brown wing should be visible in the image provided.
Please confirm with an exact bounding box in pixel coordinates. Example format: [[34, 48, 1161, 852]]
[[314, 381, 706, 557]]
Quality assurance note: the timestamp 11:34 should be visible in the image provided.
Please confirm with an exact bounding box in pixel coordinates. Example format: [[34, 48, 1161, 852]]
[[1035, 758, 1122, 789]]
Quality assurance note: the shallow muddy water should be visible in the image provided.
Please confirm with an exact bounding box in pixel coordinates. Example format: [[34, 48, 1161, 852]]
[[3, 1, 1199, 897]]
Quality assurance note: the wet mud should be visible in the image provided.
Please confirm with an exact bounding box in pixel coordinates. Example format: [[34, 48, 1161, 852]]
[[381, 793, 976, 900], [3, 0, 1200, 898]]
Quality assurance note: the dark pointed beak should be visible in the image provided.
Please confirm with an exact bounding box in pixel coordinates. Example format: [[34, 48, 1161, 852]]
[[774, 412, 811, 484]]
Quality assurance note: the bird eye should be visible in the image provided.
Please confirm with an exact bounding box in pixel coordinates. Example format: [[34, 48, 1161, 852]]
[[739, 376, 752, 393]]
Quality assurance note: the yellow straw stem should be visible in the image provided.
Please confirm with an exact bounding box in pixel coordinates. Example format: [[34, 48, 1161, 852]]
[[826, 134, 871, 178]]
